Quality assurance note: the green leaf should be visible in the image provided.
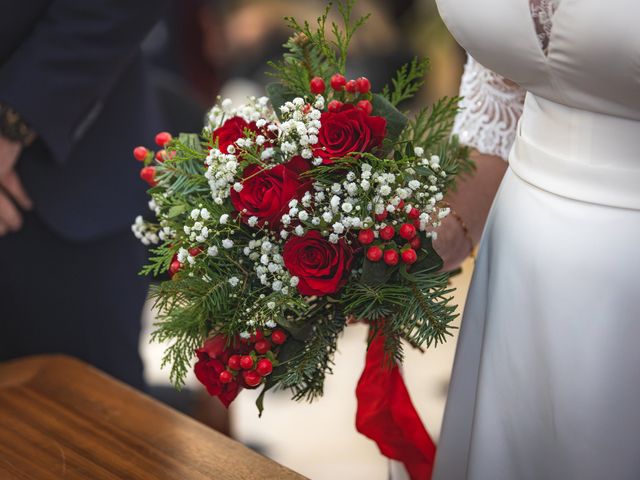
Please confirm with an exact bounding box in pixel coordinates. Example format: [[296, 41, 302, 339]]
[[412, 237, 444, 274], [167, 205, 187, 218], [266, 83, 296, 120], [372, 94, 409, 143], [178, 133, 204, 152], [360, 258, 395, 286]]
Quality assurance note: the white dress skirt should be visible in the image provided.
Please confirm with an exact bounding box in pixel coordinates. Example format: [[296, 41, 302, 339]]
[[433, 93, 640, 479]]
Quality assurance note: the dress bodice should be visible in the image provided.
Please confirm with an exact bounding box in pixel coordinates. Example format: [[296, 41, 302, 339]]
[[437, 0, 640, 121], [439, 0, 640, 210]]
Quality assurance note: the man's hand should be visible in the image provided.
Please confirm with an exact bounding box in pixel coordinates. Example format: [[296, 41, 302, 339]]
[[0, 136, 32, 236]]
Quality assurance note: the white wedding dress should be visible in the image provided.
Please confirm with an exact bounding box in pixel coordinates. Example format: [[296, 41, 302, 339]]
[[423, 0, 640, 479]]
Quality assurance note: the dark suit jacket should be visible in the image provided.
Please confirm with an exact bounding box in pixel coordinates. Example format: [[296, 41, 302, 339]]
[[0, 0, 168, 241]]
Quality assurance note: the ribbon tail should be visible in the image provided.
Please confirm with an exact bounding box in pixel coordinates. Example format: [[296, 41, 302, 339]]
[[355, 333, 436, 480]]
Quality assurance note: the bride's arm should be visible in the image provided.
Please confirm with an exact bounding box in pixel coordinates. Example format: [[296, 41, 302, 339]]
[[434, 55, 525, 271]]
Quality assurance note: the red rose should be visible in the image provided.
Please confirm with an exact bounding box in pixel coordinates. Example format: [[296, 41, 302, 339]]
[[212, 116, 259, 154], [194, 335, 240, 407], [230, 156, 311, 228], [313, 104, 386, 164], [283, 230, 354, 296]]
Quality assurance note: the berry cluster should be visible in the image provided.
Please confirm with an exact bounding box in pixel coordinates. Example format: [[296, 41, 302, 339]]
[[218, 328, 287, 389], [309, 73, 373, 116], [134, 131, 173, 187], [358, 200, 422, 267]]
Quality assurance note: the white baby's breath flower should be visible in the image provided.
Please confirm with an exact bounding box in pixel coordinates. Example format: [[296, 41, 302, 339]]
[[222, 238, 234, 249], [228, 276, 240, 287]]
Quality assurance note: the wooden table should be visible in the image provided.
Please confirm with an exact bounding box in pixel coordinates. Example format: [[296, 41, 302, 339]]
[[0, 355, 307, 479]]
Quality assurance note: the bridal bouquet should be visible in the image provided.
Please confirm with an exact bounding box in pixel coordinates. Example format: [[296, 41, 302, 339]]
[[132, 2, 470, 478]]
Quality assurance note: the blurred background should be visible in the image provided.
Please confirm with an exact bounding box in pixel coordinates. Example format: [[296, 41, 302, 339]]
[[140, 1, 470, 478]]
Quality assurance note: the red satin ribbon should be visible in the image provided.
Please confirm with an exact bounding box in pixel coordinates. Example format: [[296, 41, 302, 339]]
[[355, 333, 436, 479]]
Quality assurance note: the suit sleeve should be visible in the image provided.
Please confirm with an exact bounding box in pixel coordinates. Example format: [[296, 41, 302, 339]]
[[0, 0, 168, 164]]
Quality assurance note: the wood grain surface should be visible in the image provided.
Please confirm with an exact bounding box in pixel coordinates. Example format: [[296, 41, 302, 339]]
[[0, 355, 307, 480]]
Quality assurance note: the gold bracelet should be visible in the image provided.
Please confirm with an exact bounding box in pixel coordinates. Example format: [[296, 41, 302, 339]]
[[443, 202, 475, 259]]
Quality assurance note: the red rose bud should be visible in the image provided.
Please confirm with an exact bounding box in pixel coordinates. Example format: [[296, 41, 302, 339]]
[[283, 230, 354, 295], [168, 260, 181, 278], [379, 225, 395, 241], [401, 248, 418, 265], [356, 100, 373, 115], [356, 76, 371, 93], [254, 339, 271, 355], [256, 359, 273, 377], [243, 369, 262, 388], [358, 228, 375, 245], [375, 211, 388, 222], [399, 223, 417, 240], [240, 355, 254, 370], [408, 207, 420, 220], [227, 354, 242, 371], [310, 76, 326, 94], [345, 79, 358, 93], [409, 235, 422, 249], [133, 146, 148, 161], [140, 166, 157, 186], [219, 370, 233, 384], [155, 131, 172, 147], [328, 100, 344, 112], [271, 329, 288, 345], [330, 73, 347, 91], [383, 249, 399, 266], [366, 246, 383, 262], [397, 200, 405, 210]]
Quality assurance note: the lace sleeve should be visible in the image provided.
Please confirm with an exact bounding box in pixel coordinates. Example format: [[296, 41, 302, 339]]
[[451, 55, 526, 161]]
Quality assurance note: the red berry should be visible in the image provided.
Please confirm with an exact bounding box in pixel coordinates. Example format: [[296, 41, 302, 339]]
[[408, 207, 420, 220], [242, 370, 262, 388], [155, 150, 166, 162], [168, 260, 181, 277], [401, 248, 418, 264], [328, 100, 344, 113], [356, 100, 373, 115], [330, 73, 347, 91], [254, 339, 271, 355], [383, 249, 399, 266], [366, 246, 383, 262], [155, 131, 172, 147], [189, 247, 202, 257], [345, 79, 358, 93], [356, 77, 371, 94], [399, 223, 417, 240], [271, 329, 288, 345], [250, 330, 264, 342], [397, 200, 405, 210], [133, 146, 148, 161], [379, 225, 395, 241], [375, 211, 388, 222], [227, 355, 242, 371], [310, 76, 326, 94], [409, 235, 421, 249], [219, 370, 233, 384], [358, 229, 375, 245], [140, 166, 157, 186], [256, 359, 273, 377], [240, 355, 254, 370]]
